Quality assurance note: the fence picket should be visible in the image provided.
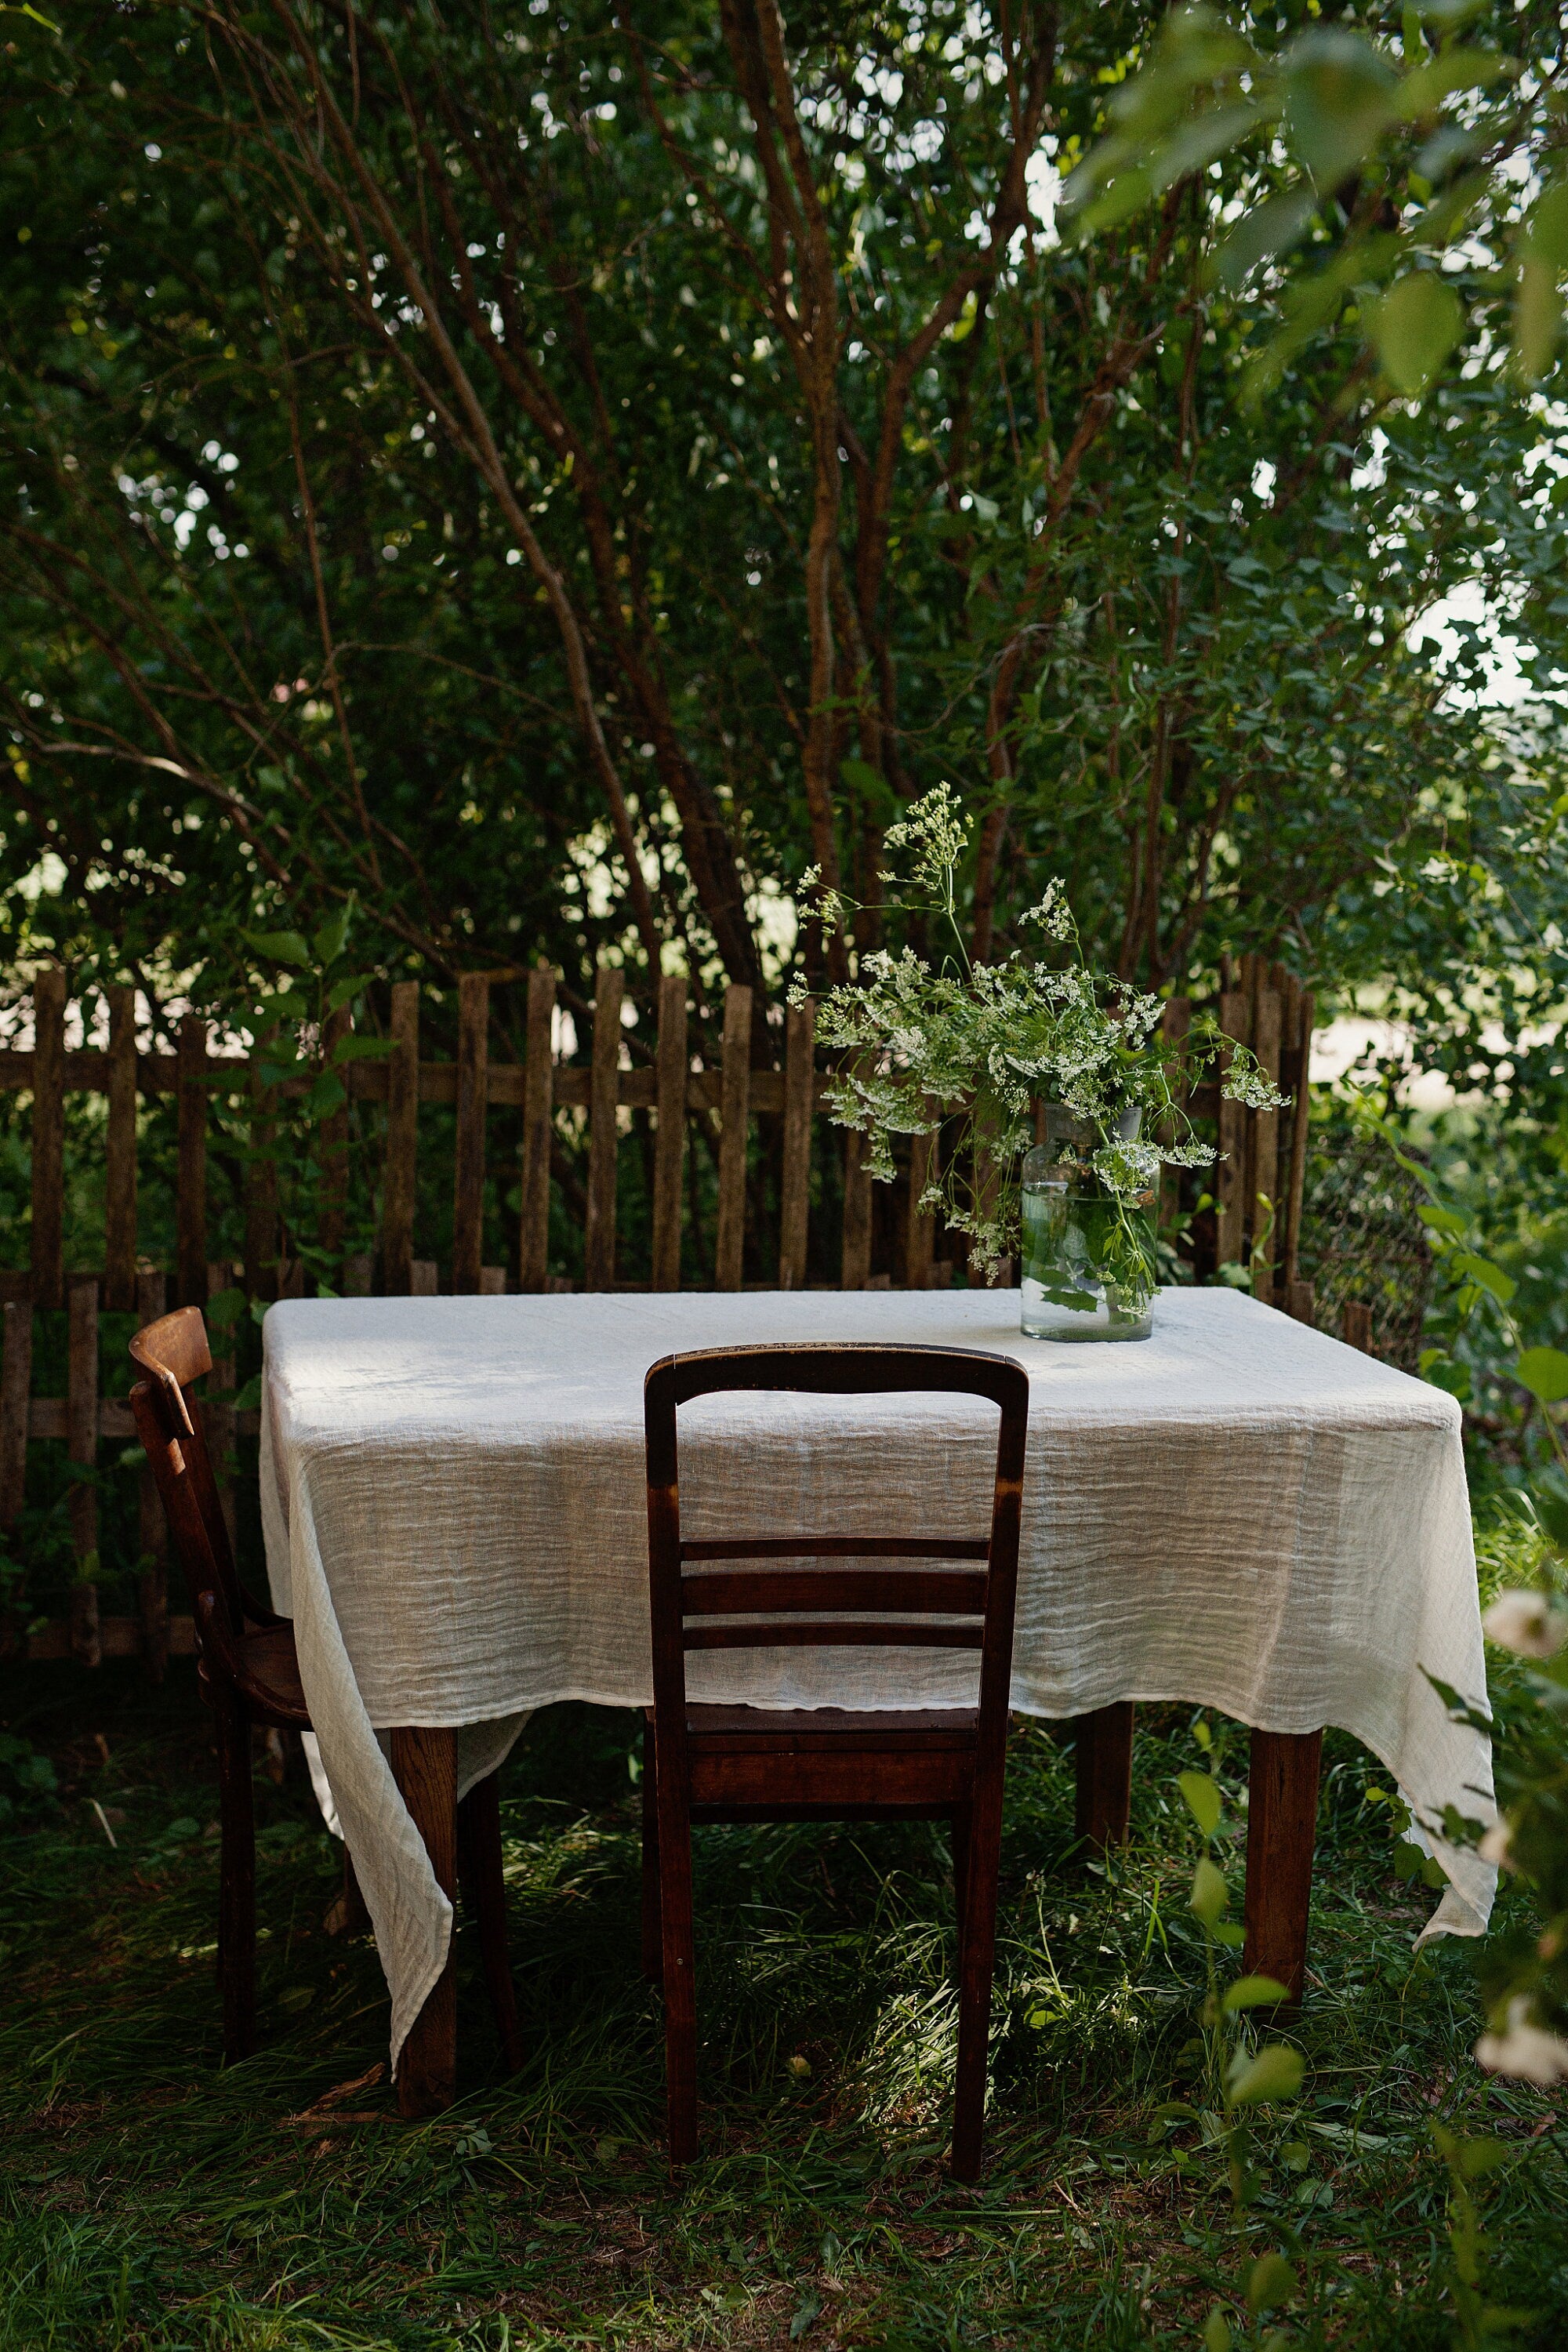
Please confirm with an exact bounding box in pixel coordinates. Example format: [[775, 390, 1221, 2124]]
[[1282, 988, 1314, 1294], [177, 1014, 209, 1308], [31, 969, 66, 1312], [0, 1299, 32, 1539], [779, 1002, 814, 1290], [585, 967, 624, 1291], [652, 972, 687, 1292], [318, 1004, 351, 1269], [519, 968, 556, 1293], [383, 982, 419, 1294], [714, 985, 752, 1292], [1215, 989, 1250, 1267], [452, 975, 489, 1295], [906, 1119, 937, 1290], [105, 985, 138, 1312], [841, 1130, 873, 1290], [68, 1279, 100, 1668], [136, 1270, 169, 1679], [206, 1261, 237, 1551], [1250, 987, 1282, 1307]]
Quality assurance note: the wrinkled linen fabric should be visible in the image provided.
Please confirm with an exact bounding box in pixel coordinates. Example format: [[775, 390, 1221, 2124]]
[[260, 1285, 1495, 2072]]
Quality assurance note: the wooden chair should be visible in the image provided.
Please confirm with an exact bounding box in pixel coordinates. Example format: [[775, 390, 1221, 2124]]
[[129, 1306, 524, 2074], [641, 1341, 1029, 2181]]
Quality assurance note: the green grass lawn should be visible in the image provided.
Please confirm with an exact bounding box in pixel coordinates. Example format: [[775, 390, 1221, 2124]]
[[1, 1642, 1564, 2351]]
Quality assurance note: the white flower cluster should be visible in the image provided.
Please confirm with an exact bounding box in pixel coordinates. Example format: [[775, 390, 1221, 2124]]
[[1475, 1996, 1568, 2088], [1020, 877, 1077, 944], [1092, 1140, 1161, 1194], [796, 791, 1290, 1269], [1482, 1588, 1568, 1661]]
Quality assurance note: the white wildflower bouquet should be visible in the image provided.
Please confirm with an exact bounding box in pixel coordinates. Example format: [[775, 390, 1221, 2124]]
[[790, 785, 1284, 1279]]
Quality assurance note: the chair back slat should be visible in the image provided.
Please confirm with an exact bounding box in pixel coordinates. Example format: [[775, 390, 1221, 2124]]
[[684, 1621, 985, 1652], [645, 1341, 1029, 1721], [681, 1567, 988, 1618], [680, 1535, 990, 1562]]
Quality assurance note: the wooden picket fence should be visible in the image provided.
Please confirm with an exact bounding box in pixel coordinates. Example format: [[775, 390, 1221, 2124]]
[[0, 953, 1314, 1677]]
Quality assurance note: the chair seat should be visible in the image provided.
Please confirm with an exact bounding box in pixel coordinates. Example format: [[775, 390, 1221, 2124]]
[[198, 1621, 309, 1728], [673, 1701, 981, 1813]]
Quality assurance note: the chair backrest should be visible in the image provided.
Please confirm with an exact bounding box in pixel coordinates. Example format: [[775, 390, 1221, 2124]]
[[644, 1342, 1030, 1748], [129, 1307, 245, 1634]]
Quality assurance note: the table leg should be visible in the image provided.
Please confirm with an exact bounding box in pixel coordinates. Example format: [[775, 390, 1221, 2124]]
[[1074, 1702, 1134, 1849], [391, 1725, 458, 2118], [1243, 1728, 1323, 2013]]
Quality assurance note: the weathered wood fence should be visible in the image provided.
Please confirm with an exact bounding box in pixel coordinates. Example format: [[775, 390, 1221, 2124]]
[[0, 952, 1313, 1675]]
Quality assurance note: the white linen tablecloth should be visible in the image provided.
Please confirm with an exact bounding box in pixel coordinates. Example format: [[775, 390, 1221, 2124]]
[[259, 1286, 1496, 2070]]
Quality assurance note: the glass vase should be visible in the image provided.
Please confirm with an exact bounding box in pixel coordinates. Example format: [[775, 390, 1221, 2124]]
[[1019, 1112, 1156, 1342]]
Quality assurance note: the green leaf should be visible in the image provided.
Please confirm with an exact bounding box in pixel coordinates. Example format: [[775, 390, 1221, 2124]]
[[1283, 27, 1398, 188], [1212, 1921, 1247, 1948], [1190, 1855, 1229, 1926], [1178, 1769, 1223, 1838], [244, 927, 310, 968], [1247, 2252, 1300, 2313], [1451, 1251, 1516, 1304], [1457, 2134, 1511, 2180], [1210, 185, 1319, 290], [331, 1034, 398, 1064], [307, 1073, 347, 1116], [1368, 274, 1464, 397], [1417, 1202, 1468, 1236], [1074, 166, 1155, 238], [326, 972, 375, 1014], [1514, 257, 1563, 383], [1395, 47, 1513, 120], [1516, 1348, 1568, 1406], [1203, 2309, 1232, 2352], [205, 1287, 246, 1330], [1535, 1477, 1568, 1552], [789, 2287, 822, 2340], [1523, 180, 1568, 270], [313, 902, 353, 967], [1221, 1974, 1290, 2012], [1228, 2044, 1305, 2107]]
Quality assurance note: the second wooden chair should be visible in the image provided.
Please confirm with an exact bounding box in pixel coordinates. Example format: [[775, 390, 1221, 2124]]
[[129, 1306, 524, 2075], [641, 1341, 1029, 2180]]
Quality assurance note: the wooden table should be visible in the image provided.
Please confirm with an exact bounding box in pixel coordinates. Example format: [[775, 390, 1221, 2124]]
[[260, 1285, 1491, 2112]]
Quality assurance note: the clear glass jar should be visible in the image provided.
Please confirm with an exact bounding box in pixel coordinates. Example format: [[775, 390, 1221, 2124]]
[[1019, 1109, 1156, 1342]]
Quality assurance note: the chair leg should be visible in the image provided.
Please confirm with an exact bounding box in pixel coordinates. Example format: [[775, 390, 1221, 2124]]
[[951, 1806, 971, 1933], [212, 1684, 256, 2063], [655, 1752, 699, 2168], [456, 1770, 524, 2074], [952, 1785, 1003, 2183], [641, 1715, 662, 1985], [325, 1845, 370, 1938]]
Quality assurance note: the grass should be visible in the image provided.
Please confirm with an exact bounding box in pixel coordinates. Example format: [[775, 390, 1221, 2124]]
[[2, 1520, 1566, 2351]]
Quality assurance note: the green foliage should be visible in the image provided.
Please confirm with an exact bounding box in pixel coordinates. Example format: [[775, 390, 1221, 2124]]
[[3, 1670, 1566, 2349], [1167, 1731, 1312, 2337], [0, 0, 1562, 1087], [1067, 2, 1563, 390]]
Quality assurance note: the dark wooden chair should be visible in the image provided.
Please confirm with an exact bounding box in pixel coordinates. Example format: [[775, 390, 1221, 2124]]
[[129, 1306, 524, 2074], [641, 1341, 1029, 2181]]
